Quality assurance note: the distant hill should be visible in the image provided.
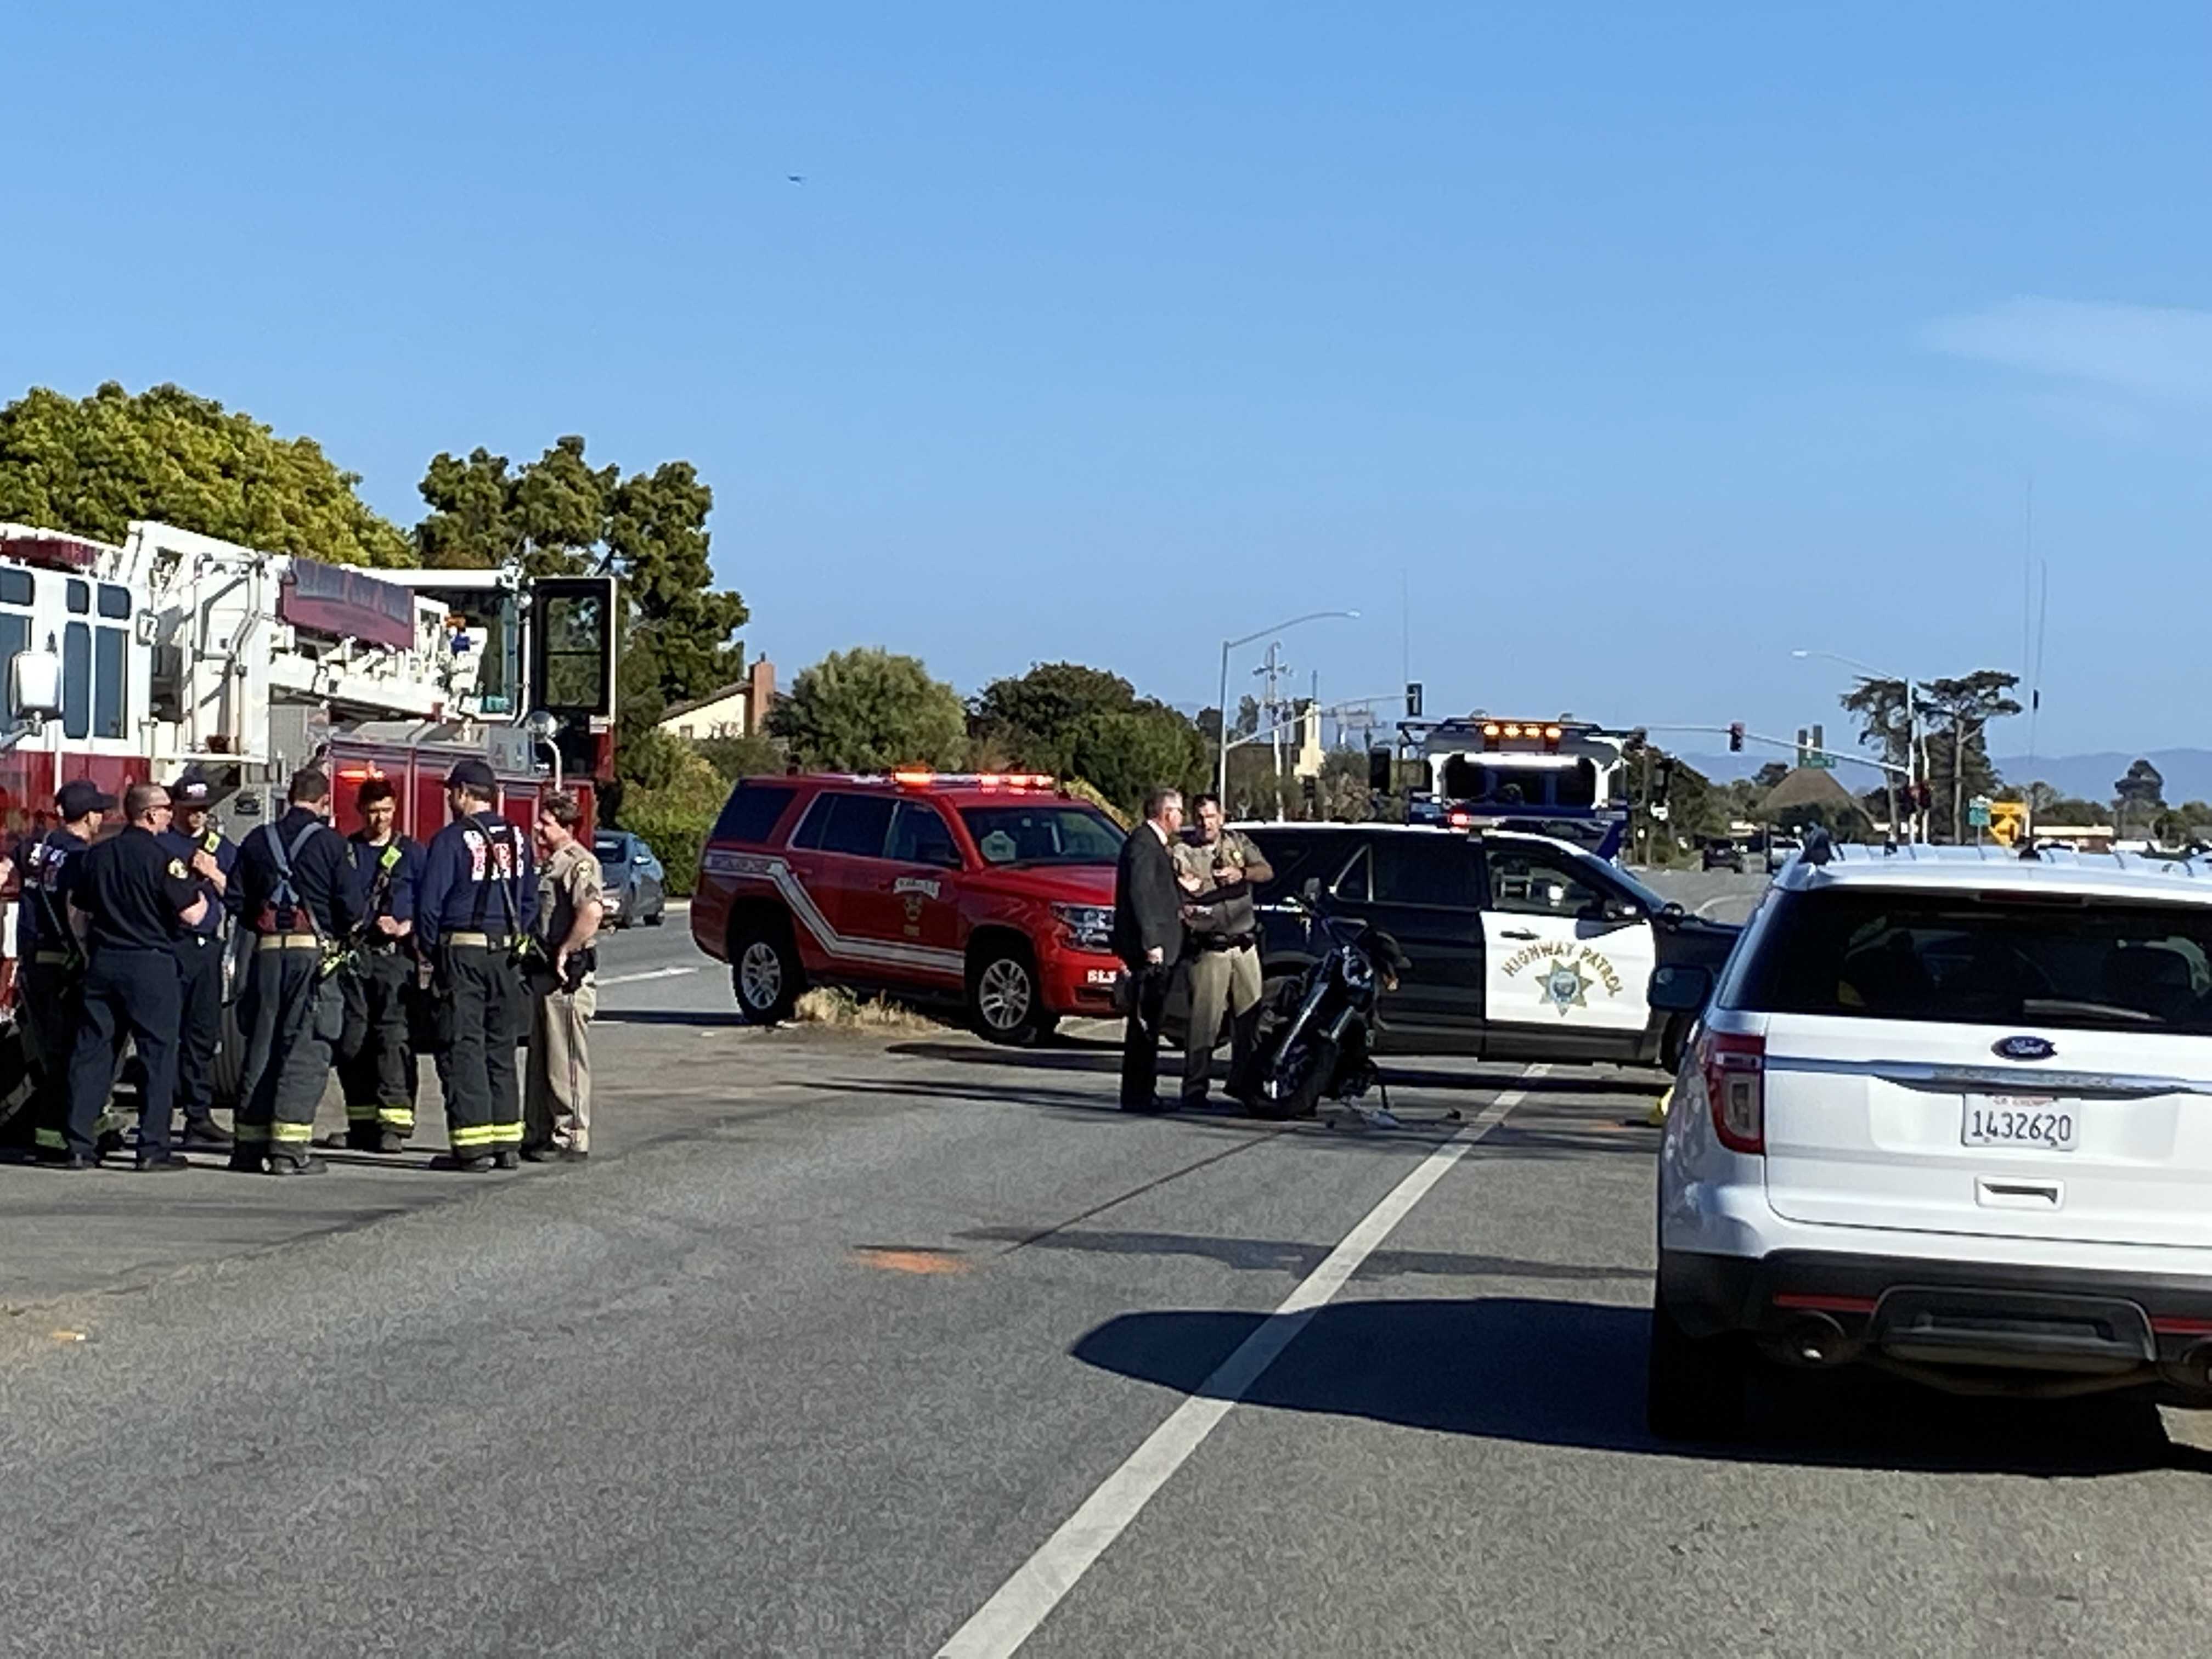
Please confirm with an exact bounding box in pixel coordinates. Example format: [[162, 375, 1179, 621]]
[[1680, 748, 2212, 806]]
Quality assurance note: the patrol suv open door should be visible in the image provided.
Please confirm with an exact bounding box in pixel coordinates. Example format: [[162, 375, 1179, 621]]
[[1476, 840, 1657, 1059]]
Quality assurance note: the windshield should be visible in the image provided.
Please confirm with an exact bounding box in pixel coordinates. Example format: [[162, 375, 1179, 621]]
[[960, 804, 1125, 867], [1567, 845, 1667, 912], [1736, 888, 2212, 1034], [595, 837, 624, 865]]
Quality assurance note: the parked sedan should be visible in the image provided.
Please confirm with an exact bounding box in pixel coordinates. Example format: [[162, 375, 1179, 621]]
[[1700, 839, 1745, 872], [595, 832, 667, 928]]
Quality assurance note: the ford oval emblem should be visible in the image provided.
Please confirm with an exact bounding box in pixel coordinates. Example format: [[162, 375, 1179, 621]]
[[1993, 1035, 2057, 1063]]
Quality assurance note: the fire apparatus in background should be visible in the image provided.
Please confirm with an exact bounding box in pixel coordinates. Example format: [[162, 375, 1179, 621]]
[[1386, 715, 1635, 860], [0, 517, 618, 1084]]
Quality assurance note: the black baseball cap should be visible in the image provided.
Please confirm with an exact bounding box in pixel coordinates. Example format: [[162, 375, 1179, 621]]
[[445, 757, 499, 793], [57, 779, 119, 820], [171, 769, 215, 807]]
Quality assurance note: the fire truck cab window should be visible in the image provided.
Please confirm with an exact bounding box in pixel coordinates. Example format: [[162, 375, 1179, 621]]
[[0, 614, 26, 714], [66, 580, 89, 616], [97, 584, 131, 620], [94, 624, 127, 738], [62, 622, 89, 739], [0, 570, 32, 608]]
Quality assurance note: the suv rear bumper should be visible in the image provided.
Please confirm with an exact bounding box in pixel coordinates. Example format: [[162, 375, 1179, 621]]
[[1663, 1247, 2212, 1395]]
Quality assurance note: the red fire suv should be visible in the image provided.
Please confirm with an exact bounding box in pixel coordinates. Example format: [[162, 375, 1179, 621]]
[[690, 771, 1128, 1043]]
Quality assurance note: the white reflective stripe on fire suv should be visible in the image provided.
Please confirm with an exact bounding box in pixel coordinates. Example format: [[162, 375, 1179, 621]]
[[703, 849, 966, 974]]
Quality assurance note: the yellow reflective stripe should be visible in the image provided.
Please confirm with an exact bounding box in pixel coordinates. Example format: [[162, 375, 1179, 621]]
[[489, 1122, 524, 1145], [269, 1122, 315, 1143], [345, 1107, 380, 1123], [449, 1125, 499, 1148], [233, 1124, 270, 1143], [33, 1128, 65, 1150], [376, 1108, 415, 1129]]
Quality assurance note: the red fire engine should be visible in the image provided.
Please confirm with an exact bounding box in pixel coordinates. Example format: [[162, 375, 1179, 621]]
[[0, 518, 618, 1102]]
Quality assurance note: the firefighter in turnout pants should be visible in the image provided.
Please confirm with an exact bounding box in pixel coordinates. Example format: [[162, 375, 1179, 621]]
[[415, 758, 538, 1172], [157, 769, 241, 1150], [60, 782, 211, 1170], [24, 780, 114, 1163], [337, 776, 422, 1153], [233, 768, 363, 1175]]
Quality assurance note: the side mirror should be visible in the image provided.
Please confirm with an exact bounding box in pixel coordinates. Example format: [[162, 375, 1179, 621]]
[[1647, 963, 1714, 1014], [10, 649, 62, 723]]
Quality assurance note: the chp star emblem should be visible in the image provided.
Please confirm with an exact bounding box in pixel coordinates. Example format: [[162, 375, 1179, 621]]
[[1540, 958, 1590, 1016], [167, 858, 189, 879]]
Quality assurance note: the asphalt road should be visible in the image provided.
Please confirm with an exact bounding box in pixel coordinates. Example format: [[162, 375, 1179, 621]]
[[6, 909, 2212, 1656]]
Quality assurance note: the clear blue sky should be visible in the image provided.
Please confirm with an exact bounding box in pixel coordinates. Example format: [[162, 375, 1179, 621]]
[[7, 4, 2210, 759]]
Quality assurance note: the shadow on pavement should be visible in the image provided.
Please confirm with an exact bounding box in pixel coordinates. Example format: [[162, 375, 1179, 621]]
[[1072, 1296, 2212, 1477], [888, 1041, 1666, 1102], [598, 1009, 757, 1029], [961, 1222, 1648, 1287]]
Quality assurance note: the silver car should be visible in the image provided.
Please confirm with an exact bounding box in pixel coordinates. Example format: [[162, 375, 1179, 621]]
[[595, 831, 667, 928]]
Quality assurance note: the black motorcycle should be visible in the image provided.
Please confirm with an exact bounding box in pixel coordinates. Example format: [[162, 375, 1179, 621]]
[[1249, 883, 1407, 1122]]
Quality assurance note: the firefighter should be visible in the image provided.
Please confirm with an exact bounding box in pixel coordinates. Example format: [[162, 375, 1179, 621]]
[[415, 758, 538, 1172], [337, 776, 422, 1153], [233, 767, 363, 1175], [24, 780, 114, 1165], [157, 769, 240, 1150], [59, 782, 210, 1170]]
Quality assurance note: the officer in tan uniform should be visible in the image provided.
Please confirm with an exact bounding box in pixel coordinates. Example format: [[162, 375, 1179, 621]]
[[522, 789, 603, 1162], [1173, 793, 1272, 1109]]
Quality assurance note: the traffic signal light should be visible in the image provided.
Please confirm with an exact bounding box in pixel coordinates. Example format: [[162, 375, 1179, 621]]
[[1651, 757, 1675, 806], [1728, 721, 1745, 753], [1405, 681, 1423, 718]]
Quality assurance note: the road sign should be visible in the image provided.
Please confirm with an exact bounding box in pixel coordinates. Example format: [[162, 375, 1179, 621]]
[[1967, 796, 1993, 829], [1988, 799, 2028, 847]]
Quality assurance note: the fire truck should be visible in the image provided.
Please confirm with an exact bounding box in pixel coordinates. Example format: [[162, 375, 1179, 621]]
[[0, 518, 618, 1110]]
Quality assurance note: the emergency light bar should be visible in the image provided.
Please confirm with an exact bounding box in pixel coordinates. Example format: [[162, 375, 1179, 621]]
[[1479, 721, 1566, 749], [878, 770, 1058, 791]]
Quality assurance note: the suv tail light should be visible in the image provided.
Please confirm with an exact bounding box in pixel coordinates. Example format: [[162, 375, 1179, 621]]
[[1700, 1030, 1765, 1154]]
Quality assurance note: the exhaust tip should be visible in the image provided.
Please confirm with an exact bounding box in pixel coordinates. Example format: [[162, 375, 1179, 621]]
[[1765, 1310, 1850, 1369]]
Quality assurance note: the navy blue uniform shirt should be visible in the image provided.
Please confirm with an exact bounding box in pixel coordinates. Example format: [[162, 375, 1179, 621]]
[[415, 811, 538, 951], [235, 806, 364, 939], [348, 832, 422, 924], [69, 825, 202, 952], [17, 827, 92, 956], [156, 823, 240, 938]]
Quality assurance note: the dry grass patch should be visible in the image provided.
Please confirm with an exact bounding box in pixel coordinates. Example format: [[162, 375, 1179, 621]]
[[792, 986, 944, 1035]]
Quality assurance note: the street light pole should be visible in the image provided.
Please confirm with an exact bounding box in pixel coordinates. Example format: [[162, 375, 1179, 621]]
[[1792, 648, 1922, 842], [1215, 609, 1359, 806]]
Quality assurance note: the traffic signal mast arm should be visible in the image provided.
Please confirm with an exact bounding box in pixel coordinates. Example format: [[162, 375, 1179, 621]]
[[1636, 725, 1912, 779]]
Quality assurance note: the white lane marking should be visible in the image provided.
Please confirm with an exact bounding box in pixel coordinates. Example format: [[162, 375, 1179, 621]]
[[935, 1066, 1544, 1659], [596, 965, 702, 987]]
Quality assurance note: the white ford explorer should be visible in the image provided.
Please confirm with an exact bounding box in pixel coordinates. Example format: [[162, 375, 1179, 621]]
[[1647, 841, 2212, 1439]]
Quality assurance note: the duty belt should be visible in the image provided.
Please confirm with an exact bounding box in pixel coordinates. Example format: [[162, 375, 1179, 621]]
[[447, 931, 513, 948], [31, 949, 76, 967], [253, 933, 325, 951]]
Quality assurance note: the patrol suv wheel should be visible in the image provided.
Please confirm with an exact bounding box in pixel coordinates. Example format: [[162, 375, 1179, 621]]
[[970, 946, 1054, 1047], [731, 919, 801, 1025]]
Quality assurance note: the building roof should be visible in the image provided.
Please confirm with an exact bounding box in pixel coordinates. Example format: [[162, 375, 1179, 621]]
[[657, 679, 754, 725], [1754, 766, 1872, 821]]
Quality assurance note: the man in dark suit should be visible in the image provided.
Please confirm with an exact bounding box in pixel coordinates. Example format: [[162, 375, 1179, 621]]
[[1113, 786, 1187, 1112]]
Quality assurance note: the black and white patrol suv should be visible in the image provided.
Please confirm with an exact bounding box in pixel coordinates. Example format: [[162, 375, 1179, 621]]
[[1240, 824, 1739, 1069]]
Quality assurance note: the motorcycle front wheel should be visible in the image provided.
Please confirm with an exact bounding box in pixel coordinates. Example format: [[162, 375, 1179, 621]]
[[1250, 1036, 1338, 1121]]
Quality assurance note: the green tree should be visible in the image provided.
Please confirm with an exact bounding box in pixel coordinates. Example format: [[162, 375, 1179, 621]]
[[1063, 703, 1208, 817], [970, 662, 1138, 771], [769, 648, 967, 772], [607, 460, 746, 704], [416, 436, 617, 575], [2114, 758, 2166, 840], [613, 732, 729, 896], [1920, 671, 2022, 842], [0, 382, 413, 565], [695, 731, 786, 782]]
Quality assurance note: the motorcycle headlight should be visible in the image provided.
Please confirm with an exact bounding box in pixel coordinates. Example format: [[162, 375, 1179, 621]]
[[1339, 950, 1375, 991], [1051, 903, 1115, 953]]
